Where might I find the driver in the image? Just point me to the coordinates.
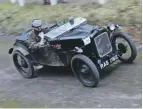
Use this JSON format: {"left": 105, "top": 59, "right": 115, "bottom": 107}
{"left": 27, "top": 19, "right": 45, "bottom": 51}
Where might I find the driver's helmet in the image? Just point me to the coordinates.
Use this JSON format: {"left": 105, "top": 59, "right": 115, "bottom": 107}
{"left": 32, "top": 19, "right": 42, "bottom": 31}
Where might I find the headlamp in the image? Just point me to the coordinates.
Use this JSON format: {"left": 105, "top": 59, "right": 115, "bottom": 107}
{"left": 107, "top": 23, "right": 116, "bottom": 31}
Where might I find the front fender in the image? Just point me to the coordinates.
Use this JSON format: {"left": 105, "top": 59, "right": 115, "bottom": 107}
{"left": 111, "top": 32, "right": 127, "bottom": 41}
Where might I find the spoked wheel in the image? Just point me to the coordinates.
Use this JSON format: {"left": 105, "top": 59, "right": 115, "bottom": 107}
{"left": 13, "top": 50, "right": 37, "bottom": 78}
{"left": 112, "top": 32, "right": 137, "bottom": 63}
{"left": 71, "top": 54, "right": 100, "bottom": 88}
{"left": 78, "top": 63, "right": 96, "bottom": 84}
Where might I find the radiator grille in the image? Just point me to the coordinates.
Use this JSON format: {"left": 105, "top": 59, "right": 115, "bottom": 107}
{"left": 94, "top": 32, "right": 112, "bottom": 57}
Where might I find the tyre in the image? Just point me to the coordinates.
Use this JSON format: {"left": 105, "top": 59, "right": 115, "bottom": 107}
{"left": 71, "top": 54, "right": 100, "bottom": 88}
{"left": 13, "top": 50, "right": 37, "bottom": 78}
{"left": 112, "top": 32, "right": 137, "bottom": 63}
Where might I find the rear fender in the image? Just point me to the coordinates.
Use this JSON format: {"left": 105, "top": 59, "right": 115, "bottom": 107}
{"left": 14, "top": 46, "right": 29, "bottom": 56}
{"left": 9, "top": 46, "right": 29, "bottom": 56}
{"left": 8, "top": 48, "right": 14, "bottom": 54}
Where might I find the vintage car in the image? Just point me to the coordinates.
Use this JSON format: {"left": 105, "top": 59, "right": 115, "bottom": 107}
{"left": 8, "top": 17, "right": 137, "bottom": 87}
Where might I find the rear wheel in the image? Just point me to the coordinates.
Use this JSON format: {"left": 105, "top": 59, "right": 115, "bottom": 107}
{"left": 13, "top": 50, "right": 37, "bottom": 78}
{"left": 112, "top": 32, "right": 137, "bottom": 63}
{"left": 71, "top": 54, "right": 100, "bottom": 88}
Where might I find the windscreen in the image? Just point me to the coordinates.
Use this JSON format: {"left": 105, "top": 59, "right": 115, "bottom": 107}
{"left": 45, "top": 17, "right": 87, "bottom": 39}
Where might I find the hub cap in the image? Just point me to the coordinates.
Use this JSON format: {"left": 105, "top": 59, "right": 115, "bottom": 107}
{"left": 15, "top": 55, "right": 29, "bottom": 75}
{"left": 115, "top": 37, "right": 131, "bottom": 59}
{"left": 77, "top": 61, "right": 95, "bottom": 84}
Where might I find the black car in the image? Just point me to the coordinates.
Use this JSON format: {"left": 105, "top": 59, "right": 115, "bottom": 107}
{"left": 8, "top": 17, "right": 137, "bottom": 87}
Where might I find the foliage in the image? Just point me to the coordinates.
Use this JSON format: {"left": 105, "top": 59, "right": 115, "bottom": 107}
{"left": 0, "top": 0, "right": 141, "bottom": 38}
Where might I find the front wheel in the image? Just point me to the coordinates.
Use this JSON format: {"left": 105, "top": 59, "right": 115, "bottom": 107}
{"left": 112, "top": 32, "right": 137, "bottom": 63}
{"left": 71, "top": 54, "right": 100, "bottom": 88}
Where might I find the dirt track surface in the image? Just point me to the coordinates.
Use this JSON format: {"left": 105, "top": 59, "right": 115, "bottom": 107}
{"left": 0, "top": 30, "right": 142, "bottom": 108}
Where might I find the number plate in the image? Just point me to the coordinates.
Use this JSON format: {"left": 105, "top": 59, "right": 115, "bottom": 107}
{"left": 98, "top": 55, "right": 118, "bottom": 69}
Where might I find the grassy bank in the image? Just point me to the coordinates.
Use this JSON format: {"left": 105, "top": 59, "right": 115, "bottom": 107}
{"left": 0, "top": 0, "right": 142, "bottom": 39}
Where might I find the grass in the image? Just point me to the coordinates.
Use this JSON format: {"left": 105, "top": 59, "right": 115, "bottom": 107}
{"left": 0, "top": 99, "right": 45, "bottom": 108}
{"left": 0, "top": 100, "right": 21, "bottom": 108}
{"left": 0, "top": 97, "right": 80, "bottom": 108}
{"left": 0, "top": 0, "right": 142, "bottom": 39}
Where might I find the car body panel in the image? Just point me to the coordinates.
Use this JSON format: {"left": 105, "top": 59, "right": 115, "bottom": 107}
{"left": 9, "top": 17, "right": 118, "bottom": 68}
